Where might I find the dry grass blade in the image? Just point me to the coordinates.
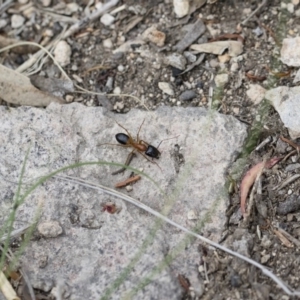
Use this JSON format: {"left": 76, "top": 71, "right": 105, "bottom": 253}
{"left": 0, "top": 65, "right": 64, "bottom": 106}
{"left": 53, "top": 174, "right": 300, "bottom": 296}
{"left": 0, "top": 271, "right": 20, "bottom": 300}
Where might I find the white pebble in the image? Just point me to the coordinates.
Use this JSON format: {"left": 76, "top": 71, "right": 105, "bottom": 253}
{"left": 11, "top": 14, "right": 25, "bottom": 28}
{"left": 158, "top": 82, "right": 174, "bottom": 96}
{"left": 113, "top": 87, "right": 121, "bottom": 94}
{"left": 126, "top": 185, "right": 133, "bottom": 192}
{"left": 0, "top": 20, "right": 8, "bottom": 29}
{"left": 38, "top": 221, "right": 62, "bottom": 238}
{"left": 54, "top": 41, "right": 72, "bottom": 67}
{"left": 103, "top": 38, "right": 113, "bottom": 49}
{"left": 117, "top": 65, "right": 125, "bottom": 72}
{"left": 287, "top": 3, "right": 294, "bottom": 13}
{"left": 42, "top": 0, "right": 51, "bottom": 6}
{"left": 173, "top": 0, "right": 189, "bottom": 18}
{"left": 100, "top": 14, "right": 115, "bottom": 26}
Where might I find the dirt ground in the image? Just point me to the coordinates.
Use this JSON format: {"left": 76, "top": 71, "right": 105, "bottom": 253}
{"left": 2, "top": 0, "right": 300, "bottom": 299}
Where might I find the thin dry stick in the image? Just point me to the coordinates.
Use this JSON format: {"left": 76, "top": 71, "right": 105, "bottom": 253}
{"left": 241, "top": 0, "right": 268, "bottom": 25}
{"left": 15, "top": 0, "right": 120, "bottom": 73}
{"left": 53, "top": 174, "right": 300, "bottom": 296}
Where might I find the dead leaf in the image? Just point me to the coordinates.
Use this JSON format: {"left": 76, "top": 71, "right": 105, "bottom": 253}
{"left": 240, "top": 157, "right": 281, "bottom": 217}
{"left": 190, "top": 40, "right": 243, "bottom": 57}
{"left": 0, "top": 65, "right": 65, "bottom": 107}
{"left": 30, "top": 75, "right": 74, "bottom": 98}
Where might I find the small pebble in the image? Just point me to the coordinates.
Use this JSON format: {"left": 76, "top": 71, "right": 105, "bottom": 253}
{"left": 164, "top": 53, "right": 186, "bottom": 70}
{"left": 183, "top": 51, "right": 197, "bottom": 63}
{"left": 230, "top": 62, "right": 239, "bottom": 72}
{"left": 71, "top": 65, "right": 78, "bottom": 71}
{"left": 126, "top": 185, "right": 133, "bottom": 192}
{"left": 179, "top": 90, "right": 196, "bottom": 101}
{"left": 173, "top": 0, "right": 189, "bottom": 18}
{"left": 158, "top": 82, "right": 174, "bottom": 96}
{"left": 285, "top": 163, "right": 300, "bottom": 172}
{"left": 72, "top": 74, "right": 83, "bottom": 83}
{"left": 103, "top": 38, "right": 113, "bottom": 49}
{"left": 287, "top": 3, "right": 294, "bottom": 13}
{"left": 113, "top": 101, "right": 123, "bottom": 110}
{"left": 100, "top": 14, "right": 115, "bottom": 26}
{"left": 215, "top": 73, "right": 229, "bottom": 87}
{"left": 142, "top": 26, "right": 166, "bottom": 47}
{"left": 54, "top": 41, "right": 71, "bottom": 67}
{"left": 187, "top": 210, "right": 198, "bottom": 220}
{"left": 65, "top": 95, "right": 74, "bottom": 103}
{"left": 113, "top": 86, "right": 121, "bottom": 94}
{"left": 0, "top": 20, "right": 8, "bottom": 29}
{"left": 117, "top": 65, "right": 125, "bottom": 72}
{"left": 11, "top": 14, "right": 25, "bottom": 28}
{"left": 42, "top": 0, "right": 51, "bottom": 6}
{"left": 218, "top": 53, "right": 230, "bottom": 63}
{"left": 38, "top": 221, "right": 63, "bottom": 238}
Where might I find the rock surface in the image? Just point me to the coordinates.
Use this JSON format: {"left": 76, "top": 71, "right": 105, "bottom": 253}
{"left": 265, "top": 86, "right": 300, "bottom": 138}
{"left": 0, "top": 104, "right": 247, "bottom": 299}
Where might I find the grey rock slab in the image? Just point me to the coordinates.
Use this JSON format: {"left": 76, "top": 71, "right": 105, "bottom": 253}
{"left": 0, "top": 103, "right": 247, "bottom": 299}
{"left": 265, "top": 86, "right": 300, "bottom": 139}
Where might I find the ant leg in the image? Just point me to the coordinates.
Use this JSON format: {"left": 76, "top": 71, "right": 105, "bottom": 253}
{"left": 137, "top": 150, "right": 163, "bottom": 172}
{"left": 136, "top": 118, "right": 146, "bottom": 141}
{"left": 98, "top": 143, "right": 132, "bottom": 148}
{"left": 112, "top": 151, "right": 136, "bottom": 175}
{"left": 114, "top": 120, "right": 134, "bottom": 140}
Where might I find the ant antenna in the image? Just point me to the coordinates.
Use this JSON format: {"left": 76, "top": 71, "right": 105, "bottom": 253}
{"left": 156, "top": 135, "right": 179, "bottom": 149}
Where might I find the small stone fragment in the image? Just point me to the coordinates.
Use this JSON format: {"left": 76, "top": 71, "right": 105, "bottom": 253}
{"left": 164, "top": 53, "right": 187, "bottom": 70}
{"left": 265, "top": 86, "right": 300, "bottom": 138}
{"left": 103, "top": 38, "right": 113, "bottom": 49}
{"left": 191, "top": 41, "right": 243, "bottom": 57}
{"left": 113, "top": 86, "right": 121, "bottom": 94}
{"left": 183, "top": 51, "right": 197, "bottom": 63}
{"left": 100, "top": 14, "right": 115, "bottom": 26}
{"left": 0, "top": 20, "right": 7, "bottom": 29}
{"left": 218, "top": 53, "right": 230, "bottom": 63}
{"left": 246, "top": 84, "right": 266, "bottom": 105}
{"left": 285, "top": 163, "right": 300, "bottom": 172}
{"left": 142, "top": 26, "right": 166, "bottom": 47}
{"left": 215, "top": 73, "right": 229, "bottom": 88}
{"left": 179, "top": 90, "right": 197, "bottom": 101}
{"left": 54, "top": 41, "right": 72, "bottom": 67}
{"left": 11, "top": 14, "right": 25, "bottom": 28}
{"left": 38, "top": 221, "right": 63, "bottom": 238}
{"left": 277, "top": 194, "right": 300, "bottom": 215}
{"left": 42, "top": 0, "right": 51, "bottom": 6}
{"left": 174, "top": 19, "right": 206, "bottom": 52}
{"left": 281, "top": 37, "right": 300, "bottom": 67}
{"left": 158, "top": 82, "right": 174, "bottom": 96}
{"left": 187, "top": 210, "right": 198, "bottom": 220}
{"left": 173, "top": 0, "right": 189, "bottom": 18}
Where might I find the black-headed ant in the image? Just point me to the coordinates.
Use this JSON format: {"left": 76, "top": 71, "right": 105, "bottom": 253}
{"left": 100, "top": 119, "right": 176, "bottom": 174}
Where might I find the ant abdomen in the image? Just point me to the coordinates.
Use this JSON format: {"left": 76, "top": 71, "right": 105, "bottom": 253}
{"left": 115, "top": 133, "right": 129, "bottom": 145}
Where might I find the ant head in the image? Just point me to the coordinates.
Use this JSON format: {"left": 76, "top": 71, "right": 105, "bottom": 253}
{"left": 145, "top": 145, "right": 161, "bottom": 159}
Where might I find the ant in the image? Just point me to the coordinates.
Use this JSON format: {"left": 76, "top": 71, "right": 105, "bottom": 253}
{"left": 100, "top": 119, "right": 175, "bottom": 174}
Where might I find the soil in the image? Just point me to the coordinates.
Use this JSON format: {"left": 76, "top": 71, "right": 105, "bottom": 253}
{"left": 1, "top": 0, "right": 300, "bottom": 299}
